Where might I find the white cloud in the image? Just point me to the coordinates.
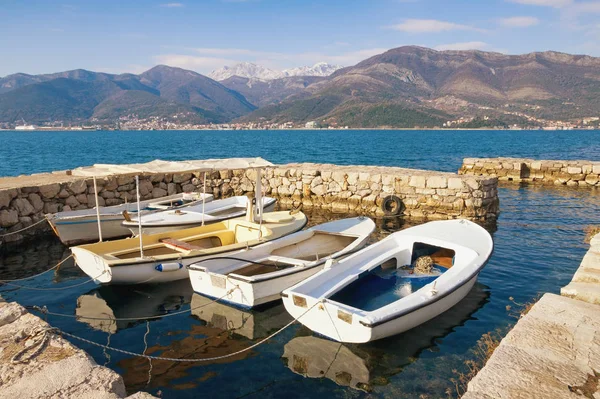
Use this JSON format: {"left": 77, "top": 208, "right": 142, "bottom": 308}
{"left": 508, "top": 0, "right": 572, "bottom": 7}
{"left": 499, "top": 16, "right": 540, "bottom": 27}
{"left": 388, "top": 19, "right": 484, "bottom": 33}
{"left": 160, "top": 3, "right": 184, "bottom": 7}
{"left": 434, "top": 41, "right": 489, "bottom": 51}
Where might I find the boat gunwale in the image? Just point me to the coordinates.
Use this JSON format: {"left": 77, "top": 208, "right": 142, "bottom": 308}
{"left": 121, "top": 197, "right": 276, "bottom": 228}
{"left": 95, "top": 214, "right": 309, "bottom": 267}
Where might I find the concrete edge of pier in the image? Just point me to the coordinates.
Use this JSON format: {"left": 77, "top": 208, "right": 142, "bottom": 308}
{"left": 463, "top": 232, "right": 600, "bottom": 399}
{"left": 0, "top": 297, "right": 158, "bottom": 398}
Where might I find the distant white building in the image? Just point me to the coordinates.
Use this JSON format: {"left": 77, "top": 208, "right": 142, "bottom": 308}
{"left": 305, "top": 121, "right": 318, "bottom": 129}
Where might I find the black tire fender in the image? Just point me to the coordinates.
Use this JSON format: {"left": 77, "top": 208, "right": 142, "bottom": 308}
{"left": 381, "top": 195, "right": 403, "bottom": 216}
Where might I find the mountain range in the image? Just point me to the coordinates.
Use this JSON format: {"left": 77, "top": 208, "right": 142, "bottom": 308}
{"left": 208, "top": 62, "right": 343, "bottom": 81}
{"left": 2, "top": 46, "right": 600, "bottom": 127}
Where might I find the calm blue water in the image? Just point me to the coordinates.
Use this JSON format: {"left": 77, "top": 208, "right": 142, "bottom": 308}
{"left": 1, "top": 130, "right": 600, "bottom": 398}
{"left": 1, "top": 129, "right": 599, "bottom": 176}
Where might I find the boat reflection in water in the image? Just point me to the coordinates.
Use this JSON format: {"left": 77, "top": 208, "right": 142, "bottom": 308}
{"left": 75, "top": 279, "right": 194, "bottom": 333}
{"left": 281, "top": 282, "right": 490, "bottom": 392}
{"left": 189, "top": 293, "right": 293, "bottom": 340}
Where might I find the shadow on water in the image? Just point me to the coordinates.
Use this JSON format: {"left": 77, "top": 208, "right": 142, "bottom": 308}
{"left": 281, "top": 283, "right": 490, "bottom": 393}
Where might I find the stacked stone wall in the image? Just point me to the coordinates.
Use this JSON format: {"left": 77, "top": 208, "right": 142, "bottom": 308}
{"left": 460, "top": 157, "right": 600, "bottom": 186}
{"left": 0, "top": 163, "right": 499, "bottom": 243}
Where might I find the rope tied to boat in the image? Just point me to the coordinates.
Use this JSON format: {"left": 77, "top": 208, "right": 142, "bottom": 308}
{"left": 1, "top": 269, "right": 105, "bottom": 291}
{"left": 28, "top": 286, "right": 240, "bottom": 322}
{"left": 0, "top": 217, "right": 49, "bottom": 238}
{"left": 0, "top": 254, "right": 73, "bottom": 282}
{"left": 11, "top": 326, "right": 59, "bottom": 364}
{"left": 51, "top": 300, "right": 320, "bottom": 363}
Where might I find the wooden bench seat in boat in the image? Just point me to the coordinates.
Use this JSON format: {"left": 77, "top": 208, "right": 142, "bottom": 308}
{"left": 160, "top": 237, "right": 221, "bottom": 252}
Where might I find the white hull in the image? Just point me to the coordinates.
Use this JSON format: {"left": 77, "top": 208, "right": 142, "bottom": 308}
{"left": 71, "top": 211, "right": 308, "bottom": 285}
{"left": 189, "top": 217, "right": 375, "bottom": 308}
{"left": 123, "top": 196, "right": 276, "bottom": 236}
{"left": 127, "top": 198, "right": 276, "bottom": 236}
{"left": 48, "top": 193, "right": 212, "bottom": 245}
{"left": 282, "top": 219, "right": 493, "bottom": 343}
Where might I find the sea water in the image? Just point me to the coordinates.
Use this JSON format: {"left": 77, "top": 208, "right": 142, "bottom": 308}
{"left": 1, "top": 129, "right": 599, "bottom": 398}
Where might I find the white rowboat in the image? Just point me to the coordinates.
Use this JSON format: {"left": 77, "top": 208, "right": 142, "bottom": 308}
{"left": 71, "top": 210, "right": 308, "bottom": 285}
{"left": 47, "top": 192, "right": 213, "bottom": 245}
{"left": 282, "top": 219, "right": 493, "bottom": 343}
{"left": 188, "top": 217, "right": 375, "bottom": 308}
{"left": 122, "top": 196, "right": 276, "bottom": 236}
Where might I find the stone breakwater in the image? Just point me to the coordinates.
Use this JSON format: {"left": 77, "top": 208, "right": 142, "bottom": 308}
{"left": 463, "top": 232, "right": 600, "bottom": 399}
{"left": 459, "top": 157, "right": 600, "bottom": 186}
{"left": 0, "top": 299, "right": 157, "bottom": 399}
{"left": 0, "top": 162, "right": 499, "bottom": 243}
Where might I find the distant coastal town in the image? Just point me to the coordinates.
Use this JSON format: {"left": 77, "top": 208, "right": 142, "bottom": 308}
{"left": 2, "top": 113, "right": 599, "bottom": 131}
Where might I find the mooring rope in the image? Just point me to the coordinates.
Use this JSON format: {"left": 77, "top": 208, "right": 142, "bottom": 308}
{"left": 54, "top": 300, "right": 319, "bottom": 363}
{"left": 11, "top": 326, "right": 55, "bottom": 364}
{"left": 0, "top": 270, "right": 105, "bottom": 291}
{"left": 29, "top": 286, "right": 239, "bottom": 322}
{"left": 0, "top": 217, "right": 48, "bottom": 238}
{"left": 0, "top": 255, "right": 73, "bottom": 282}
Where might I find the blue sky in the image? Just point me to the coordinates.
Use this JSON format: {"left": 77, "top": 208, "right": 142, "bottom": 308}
{"left": 1, "top": 0, "right": 598, "bottom": 77}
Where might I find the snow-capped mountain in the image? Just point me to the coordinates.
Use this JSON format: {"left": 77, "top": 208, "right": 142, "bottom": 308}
{"left": 282, "top": 62, "right": 343, "bottom": 78}
{"left": 209, "top": 62, "right": 284, "bottom": 81}
{"left": 209, "top": 62, "right": 343, "bottom": 81}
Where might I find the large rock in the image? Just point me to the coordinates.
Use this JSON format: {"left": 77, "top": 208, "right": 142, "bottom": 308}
{"left": 69, "top": 180, "right": 87, "bottom": 195}
{"left": 0, "top": 189, "right": 18, "bottom": 209}
{"left": 151, "top": 188, "right": 167, "bottom": 198}
{"left": 11, "top": 198, "right": 35, "bottom": 216}
{"left": 28, "top": 193, "right": 44, "bottom": 212}
{"left": 138, "top": 180, "right": 154, "bottom": 197}
{"left": 0, "top": 209, "right": 19, "bottom": 227}
{"left": 38, "top": 184, "right": 61, "bottom": 199}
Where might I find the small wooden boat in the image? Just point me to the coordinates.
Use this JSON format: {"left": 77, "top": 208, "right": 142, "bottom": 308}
{"left": 47, "top": 192, "right": 213, "bottom": 245}
{"left": 188, "top": 217, "right": 375, "bottom": 308}
{"left": 282, "top": 219, "right": 493, "bottom": 343}
{"left": 71, "top": 209, "right": 308, "bottom": 285}
{"left": 122, "top": 196, "right": 277, "bottom": 236}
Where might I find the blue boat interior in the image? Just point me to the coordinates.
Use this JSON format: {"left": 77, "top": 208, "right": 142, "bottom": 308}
{"left": 329, "top": 243, "right": 455, "bottom": 312}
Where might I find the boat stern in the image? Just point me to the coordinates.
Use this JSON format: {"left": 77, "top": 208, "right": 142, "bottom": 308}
{"left": 71, "top": 247, "right": 112, "bottom": 284}
{"left": 189, "top": 267, "right": 255, "bottom": 308}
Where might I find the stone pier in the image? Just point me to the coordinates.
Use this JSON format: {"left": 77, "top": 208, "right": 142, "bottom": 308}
{"left": 459, "top": 157, "right": 600, "bottom": 186}
{"left": 0, "top": 299, "right": 157, "bottom": 398}
{"left": 463, "top": 231, "right": 600, "bottom": 399}
{"left": 0, "top": 161, "right": 499, "bottom": 243}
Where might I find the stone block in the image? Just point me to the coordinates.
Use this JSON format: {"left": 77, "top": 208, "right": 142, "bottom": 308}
{"left": 409, "top": 176, "right": 426, "bottom": 188}
{"left": 346, "top": 172, "right": 359, "bottom": 185}
{"left": 27, "top": 193, "right": 44, "bottom": 212}
{"left": 173, "top": 173, "right": 193, "bottom": 184}
{"left": 101, "top": 190, "right": 116, "bottom": 199}
{"left": 426, "top": 176, "right": 447, "bottom": 189}
{"left": 11, "top": 198, "right": 34, "bottom": 216}
{"left": 152, "top": 188, "right": 168, "bottom": 198}
{"left": 58, "top": 189, "right": 70, "bottom": 199}
{"left": 182, "top": 184, "right": 196, "bottom": 192}
{"left": 0, "top": 209, "right": 19, "bottom": 227}
{"left": 567, "top": 166, "right": 582, "bottom": 174}
{"left": 65, "top": 195, "right": 80, "bottom": 208}
{"left": 447, "top": 178, "right": 463, "bottom": 190}
{"left": 43, "top": 202, "right": 60, "bottom": 214}
{"left": 593, "top": 164, "right": 600, "bottom": 174}
{"left": 87, "top": 194, "right": 105, "bottom": 207}
{"left": 331, "top": 171, "right": 346, "bottom": 183}
{"left": 76, "top": 194, "right": 88, "bottom": 204}
{"left": 69, "top": 180, "right": 87, "bottom": 195}
{"left": 585, "top": 174, "right": 599, "bottom": 185}
{"left": 38, "top": 183, "right": 61, "bottom": 199}
{"left": 0, "top": 189, "right": 17, "bottom": 209}
{"left": 561, "top": 282, "right": 600, "bottom": 305}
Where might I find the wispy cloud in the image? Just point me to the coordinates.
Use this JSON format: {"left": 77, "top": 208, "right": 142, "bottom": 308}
{"left": 434, "top": 41, "right": 489, "bottom": 51}
{"left": 160, "top": 2, "right": 184, "bottom": 7}
{"left": 388, "top": 19, "right": 485, "bottom": 33}
{"left": 508, "top": 0, "right": 572, "bottom": 7}
{"left": 499, "top": 16, "right": 540, "bottom": 26}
